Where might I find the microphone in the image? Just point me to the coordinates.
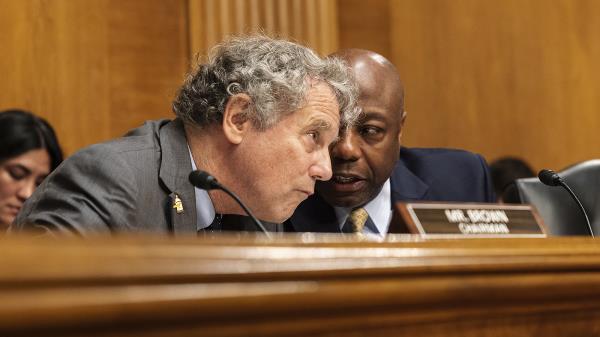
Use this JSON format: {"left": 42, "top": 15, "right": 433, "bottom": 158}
{"left": 188, "top": 170, "right": 271, "bottom": 238}
{"left": 538, "top": 169, "right": 561, "bottom": 186}
{"left": 189, "top": 170, "right": 220, "bottom": 190}
{"left": 538, "top": 169, "right": 594, "bottom": 237}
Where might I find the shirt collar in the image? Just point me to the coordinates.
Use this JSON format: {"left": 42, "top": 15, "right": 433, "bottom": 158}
{"left": 334, "top": 179, "right": 392, "bottom": 237}
{"left": 188, "top": 146, "right": 217, "bottom": 230}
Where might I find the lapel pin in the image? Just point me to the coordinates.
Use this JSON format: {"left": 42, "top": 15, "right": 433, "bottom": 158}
{"left": 172, "top": 194, "right": 184, "bottom": 214}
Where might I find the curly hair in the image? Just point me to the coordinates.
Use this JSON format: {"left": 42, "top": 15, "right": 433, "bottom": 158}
{"left": 172, "top": 35, "right": 359, "bottom": 130}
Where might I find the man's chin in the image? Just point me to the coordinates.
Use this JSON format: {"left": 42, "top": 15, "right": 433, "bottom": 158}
{"left": 255, "top": 208, "right": 294, "bottom": 224}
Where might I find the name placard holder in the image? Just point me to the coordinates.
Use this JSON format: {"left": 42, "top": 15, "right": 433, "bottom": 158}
{"left": 391, "top": 202, "right": 547, "bottom": 238}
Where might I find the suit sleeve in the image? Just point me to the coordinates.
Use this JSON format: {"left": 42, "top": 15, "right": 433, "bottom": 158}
{"left": 475, "top": 154, "right": 497, "bottom": 203}
{"left": 11, "top": 145, "right": 139, "bottom": 236}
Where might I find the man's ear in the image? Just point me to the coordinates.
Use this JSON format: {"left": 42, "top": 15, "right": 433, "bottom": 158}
{"left": 398, "top": 110, "right": 407, "bottom": 141}
{"left": 222, "top": 94, "right": 252, "bottom": 144}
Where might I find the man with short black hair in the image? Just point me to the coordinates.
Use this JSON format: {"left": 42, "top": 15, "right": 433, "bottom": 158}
{"left": 289, "top": 49, "right": 495, "bottom": 237}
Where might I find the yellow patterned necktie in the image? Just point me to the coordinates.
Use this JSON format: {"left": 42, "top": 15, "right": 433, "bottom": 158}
{"left": 349, "top": 208, "right": 369, "bottom": 233}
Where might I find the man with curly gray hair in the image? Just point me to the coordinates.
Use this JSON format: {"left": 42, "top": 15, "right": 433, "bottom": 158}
{"left": 12, "top": 35, "right": 358, "bottom": 235}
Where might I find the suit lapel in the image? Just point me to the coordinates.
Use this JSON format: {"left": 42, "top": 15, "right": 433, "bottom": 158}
{"left": 388, "top": 158, "right": 430, "bottom": 233}
{"left": 158, "top": 119, "right": 197, "bottom": 235}
{"left": 390, "top": 159, "right": 430, "bottom": 203}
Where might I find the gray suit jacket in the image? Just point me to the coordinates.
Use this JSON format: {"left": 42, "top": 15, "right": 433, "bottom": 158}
{"left": 12, "top": 119, "right": 199, "bottom": 236}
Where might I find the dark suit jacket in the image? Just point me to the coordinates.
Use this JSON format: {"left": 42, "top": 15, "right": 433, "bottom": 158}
{"left": 288, "top": 147, "right": 496, "bottom": 233}
{"left": 12, "top": 119, "right": 201, "bottom": 236}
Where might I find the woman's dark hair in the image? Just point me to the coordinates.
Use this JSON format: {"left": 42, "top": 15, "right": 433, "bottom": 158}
{"left": 489, "top": 157, "right": 535, "bottom": 202}
{"left": 0, "top": 109, "right": 63, "bottom": 170}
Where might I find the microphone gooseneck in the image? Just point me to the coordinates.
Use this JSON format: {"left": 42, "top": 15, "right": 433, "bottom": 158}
{"left": 188, "top": 170, "right": 271, "bottom": 238}
{"left": 538, "top": 169, "right": 594, "bottom": 237}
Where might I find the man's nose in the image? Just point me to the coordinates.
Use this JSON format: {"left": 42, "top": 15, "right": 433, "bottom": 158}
{"left": 309, "top": 148, "right": 333, "bottom": 181}
{"left": 331, "top": 130, "right": 360, "bottom": 162}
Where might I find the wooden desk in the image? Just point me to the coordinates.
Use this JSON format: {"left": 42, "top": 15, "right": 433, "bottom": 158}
{"left": 2, "top": 234, "right": 600, "bottom": 336}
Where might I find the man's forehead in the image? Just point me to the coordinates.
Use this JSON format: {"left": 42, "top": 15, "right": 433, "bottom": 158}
{"left": 307, "top": 80, "right": 337, "bottom": 98}
{"left": 340, "top": 51, "right": 403, "bottom": 93}
{"left": 305, "top": 83, "right": 340, "bottom": 115}
{"left": 357, "top": 63, "right": 400, "bottom": 89}
{"left": 352, "top": 62, "right": 404, "bottom": 120}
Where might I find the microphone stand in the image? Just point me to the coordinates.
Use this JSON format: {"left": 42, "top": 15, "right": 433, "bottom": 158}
{"left": 557, "top": 180, "right": 594, "bottom": 238}
{"left": 189, "top": 170, "right": 272, "bottom": 239}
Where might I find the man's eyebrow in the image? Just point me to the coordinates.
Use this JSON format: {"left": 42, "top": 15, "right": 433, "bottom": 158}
{"left": 307, "top": 118, "right": 333, "bottom": 130}
{"left": 360, "top": 111, "right": 387, "bottom": 122}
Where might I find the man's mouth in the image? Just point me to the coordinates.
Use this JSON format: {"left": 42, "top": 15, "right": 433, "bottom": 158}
{"left": 333, "top": 175, "right": 361, "bottom": 183}
{"left": 328, "top": 174, "right": 366, "bottom": 192}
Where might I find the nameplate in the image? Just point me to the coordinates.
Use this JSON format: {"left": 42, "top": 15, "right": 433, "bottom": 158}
{"left": 392, "top": 202, "right": 547, "bottom": 238}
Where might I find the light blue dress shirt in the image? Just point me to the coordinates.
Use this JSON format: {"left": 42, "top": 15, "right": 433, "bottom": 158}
{"left": 334, "top": 179, "right": 393, "bottom": 239}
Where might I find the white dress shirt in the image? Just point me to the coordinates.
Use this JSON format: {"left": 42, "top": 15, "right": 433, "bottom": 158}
{"left": 188, "top": 147, "right": 217, "bottom": 230}
{"left": 334, "top": 179, "right": 393, "bottom": 239}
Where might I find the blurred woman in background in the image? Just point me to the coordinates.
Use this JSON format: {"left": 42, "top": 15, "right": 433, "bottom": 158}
{"left": 0, "top": 109, "right": 63, "bottom": 228}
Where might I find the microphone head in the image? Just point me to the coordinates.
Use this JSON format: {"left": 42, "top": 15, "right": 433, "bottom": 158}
{"left": 188, "top": 170, "right": 220, "bottom": 190}
{"left": 538, "top": 169, "right": 562, "bottom": 186}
